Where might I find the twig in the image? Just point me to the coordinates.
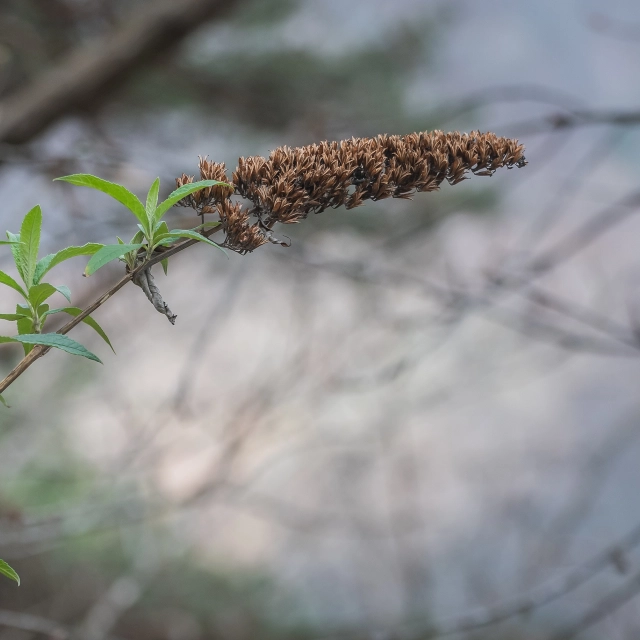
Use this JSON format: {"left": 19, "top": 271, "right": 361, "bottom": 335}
{"left": 0, "top": 0, "right": 242, "bottom": 144}
{"left": 0, "top": 608, "right": 69, "bottom": 639}
{"left": 526, "top": 190, "right": 640, "bottom": 274}
{"left": 508, "top": 107, "right": 640, "bottom": 137}
{"left": 171, "top": 261, "right": 247, "bottom": 411}
{"left": 76, "top": 575, "right": 142, "bottom": 640}
{"left": 313, "top": 519, "right": 640, "bottom": 639}
{"left": 551, "top": 569, "right": 640, "bottom": 640}
{"left": 0, "top": 226, "right": 222, "bottom": 395}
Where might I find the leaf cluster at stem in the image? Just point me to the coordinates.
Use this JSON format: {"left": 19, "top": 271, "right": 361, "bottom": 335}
{"left": 0, "top": 173, "right": 229, "bottom": 408}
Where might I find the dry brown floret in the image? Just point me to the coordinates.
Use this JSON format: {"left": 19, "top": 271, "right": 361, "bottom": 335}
{"left": 176, "top": 130, "right": 526, "bottom": 254}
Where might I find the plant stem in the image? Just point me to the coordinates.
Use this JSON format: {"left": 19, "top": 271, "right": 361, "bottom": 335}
{"left": 0, "top": 225, "right": 222, "bottom": 395}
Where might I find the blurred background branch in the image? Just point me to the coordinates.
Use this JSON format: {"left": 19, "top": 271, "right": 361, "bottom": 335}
{"left": 0, "top": 0, "right": 242, "bottom": 145}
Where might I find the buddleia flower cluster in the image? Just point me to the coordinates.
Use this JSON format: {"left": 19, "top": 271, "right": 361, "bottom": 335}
{"left": 175, "top": 129, "right": 526, "bottom": 254}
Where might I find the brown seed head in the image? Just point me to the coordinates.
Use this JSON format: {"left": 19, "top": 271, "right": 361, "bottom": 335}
{"left": 176, "top": 129, "right": 526, "bottom": 253}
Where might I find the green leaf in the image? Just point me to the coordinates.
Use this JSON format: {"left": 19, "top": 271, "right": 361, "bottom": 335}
{"left": 15, "top": 306, "right": 33, "bottom": 355}
{"left": 54, "top": 285, "right": 71, "bottom": 303}
{"left": 0, "top": 396, "right": 9, "bottom": 409}
{"left": 119, "top": 233, "right": 143, "bottom": 269}
{"left": 0, "top": 270, "right": 27, "bottom": 299}
{"left": 27, "top": 283, "right": 70, "bottom": 308}
{"left": 0, "top": 240, "right": 21, "bottom": 245}
{"left": 28, "top": 283, "right": 56, "bottom": 308}
{"left": 146, "top": 178, "right": 160, "bottom": 222}
{"left": 6, "top": 232, "right": 24, "bottom": 283}
{"left": 151, "top": 221, "right": 169, "bottom": 252}
{"left": 34, "top": 243, "right": 104, "bottom": 284}
{"left": 0, "top": 334, "right": 102, "bottom": 363}
{"left": 19, "top": 205, "right": 42, "bottom": 287}
{"left": 0, "top": 559, "right": 19, "bottom": 585}
{"left": 153, "top": 220, "right": 170, "bottom": 235}
{"left": 42, "top": 307, "right": 114, "bottom": 353}
{"left": 161, "top": 258, "right": 168, "bottom": 276}
{"left": 154, "top": 180, "right": 229, "bottom": 223}
{"left": 154, "top": 230, "right": 226, "bottom": 256}
{"left": 55, "top": 174, "right": 148, "bottom": 232}
{"left": 130, "top": 230, "right": 145, "bottom": 245}
{"left": 84, "top": 244, "right": 144, "bottom": 276}
{"left": 0, "top": 314, "right": 29, "bottom": 321}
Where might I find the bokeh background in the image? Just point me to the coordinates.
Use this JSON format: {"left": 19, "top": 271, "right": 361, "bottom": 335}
{"left": 1, "top": 1, "right": 640, "bottom": 638}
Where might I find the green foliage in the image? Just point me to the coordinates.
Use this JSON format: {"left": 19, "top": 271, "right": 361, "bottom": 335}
{"left": 153, "top": 180, "right": 222, "bottom": 222}
{"left": 153, "top": 228, "right": 226, "bottom": 256}
{"left": 0, "top": 175, "right": 228, "bottom": 406}
{"left": 0, "top": 335, "right": 102, "bottom": 363}
{"left": 18, "top": 205, "right": 42, "bottom": 287}
{"left": 56, "top": 174, "right": 228, "bottom": 275}
{"left": 0, "top": 559, "right": 19, "bottom": 585}
{"left": 28, "top": 283, "right": 70, "bottom": 309}
{"left": 0, "top": 313, "right": 29, "bottom": 321}
{"left": 35, "top": 243, "right": 104, "bottom": 284}
{"left": 84, "top": 243, "right": 144, "bottom": 276}
{"left": 42, "top": 307, "right": 114, "bottom": 352}
{"left": 54, "top": 174, "right": 148, "bottom": 233}
{"left": 145, "top": 177, "right": 160, "bottom": 220}
{"left": 0, "top": 270, "right": 27, "bottom": 297}
{"left": 0, "top": 207, "right": 106, "bottom": 388}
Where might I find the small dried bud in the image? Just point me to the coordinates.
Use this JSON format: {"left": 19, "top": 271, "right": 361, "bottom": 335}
{"left": 217, "top": 200, "right": 268, "bottom": 254}
{"left": 175, "top": 173, "right": 196, "bottom": 208}
{"left": 198, "top": 156, "right": 234, "bottom": 203}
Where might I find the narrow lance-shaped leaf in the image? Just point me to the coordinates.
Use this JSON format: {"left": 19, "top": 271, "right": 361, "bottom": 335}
{"left": 0, "top": 240, "right": 21, "bottom": 245}
{"left": 19, "top": 205, "right": 42, "bottom": 287}
{"left": 84, "top": 244, "right": 144, "bottom": 276}
{"left": 42, "top": 307, "right": 114, "bottom": 353}
{"left": 16, "top": 307, "right": 34, "bottom": 355}
{"left": 154, "top": 230, "right": 226, "bottom": 257}
{"left": 154, "top": 180, "right": 230, "bottom": 223}
{"left": 34, "top": 243, "right": 104, "bottom": 284}
{"left": 0, "top": 396, "right": 9, "bottom": 409}
{"left": 0, "top": 559, "right": 19, "bottom": 585}
{"left": 54, "top": 174, "right": 148, "bottom": 233}
{"left": 6, "top": 232, "right": 24, "bottom": 283}
{"left": 0, "top": 334, "right": 102, "bottom": 363}
{"left": 153, "top": 220, "right": 170, "bottom": 235}
{"left": 146, "top": 178, "right": 160, "bottom": 222}
{"left": 0, "top": 270, "right": 27, "bottom": 299}
{"left": 0, "top": 314, "right": 30, "bottom": 321}
{"left": 130, "top": 230, "right": 145, "bottom": 245}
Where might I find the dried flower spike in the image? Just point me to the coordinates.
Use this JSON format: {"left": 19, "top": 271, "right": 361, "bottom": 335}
{"left": 176, "top": 129, "right": 526, "bottom": 254}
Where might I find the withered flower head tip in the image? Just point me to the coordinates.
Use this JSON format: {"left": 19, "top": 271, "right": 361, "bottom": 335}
{"left": 176, "top": 129, "right": 526, "bottom": 254}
